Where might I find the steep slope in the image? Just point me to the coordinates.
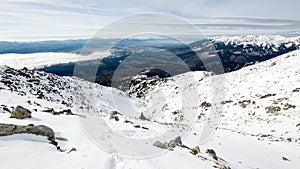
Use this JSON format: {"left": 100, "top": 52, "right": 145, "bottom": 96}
{"left": 130, "top": 49, "right": 300, "bottom": 168}
{"left": 0, "top": 65, "right": 229, "bottom": 168}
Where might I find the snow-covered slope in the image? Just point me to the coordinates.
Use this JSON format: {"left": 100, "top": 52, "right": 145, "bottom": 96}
{"left": 0, "top": 64, "right": 230, "bottom": 168}
{"left": 0, "top": 49, "right": 300, "bottom": 169}
{"left": 130, "top": 49, "right": 300, "bottom": 168}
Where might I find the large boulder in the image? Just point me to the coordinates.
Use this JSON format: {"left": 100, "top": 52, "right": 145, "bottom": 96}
{"left": 0, "top": 123, "right": 54, "bottom": 139}
{"left": 0, "top": 123, "right": 58, "bottom": 148}
{"left": 10, "top": 105, "right": 31, "bottom": 119}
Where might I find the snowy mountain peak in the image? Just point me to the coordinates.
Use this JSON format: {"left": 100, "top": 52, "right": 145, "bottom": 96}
{"left": 212, "top": 35, "right": 300, "bottom": 47}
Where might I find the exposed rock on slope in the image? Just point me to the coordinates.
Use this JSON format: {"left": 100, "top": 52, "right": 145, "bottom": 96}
{"left": 0, "top": 123, "right": 58, "bottom": 148}
{"left": 0, "top": 67, "right": 73, "bottom": 106}
{"left": 10, "top": 105, "right": 31, "bottom": 119}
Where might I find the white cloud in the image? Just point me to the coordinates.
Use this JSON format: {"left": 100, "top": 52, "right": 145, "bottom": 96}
{"left": 0, "top": 0, "right": 299, "bottom": 40}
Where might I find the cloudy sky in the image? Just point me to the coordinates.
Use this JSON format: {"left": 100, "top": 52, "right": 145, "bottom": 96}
{"left": 1, "top": 0, "right": 299, "bottom": 41}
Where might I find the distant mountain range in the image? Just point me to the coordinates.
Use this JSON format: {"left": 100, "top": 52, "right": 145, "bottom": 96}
{"left": 0, "top": 38, "right": 178, "bottom": 54}
{"left": 0, "top": 39, "right": 86, "bottom": 54}
{"left": 0, "top": 35, "right": 299, "bottom": 89}
{"left": 34, "top": 35, "right": 300, "bottom": 89}
{"left": 192, "top": 35, "right": 300, "bottom": 72}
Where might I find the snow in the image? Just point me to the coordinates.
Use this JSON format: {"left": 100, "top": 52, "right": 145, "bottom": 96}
{"left": 0, "top": 51, "right": 110, "bottom": 69}
{"left": 0, "top": 49, "right": 300, "bottom": 168}
{"left": 213, "top": 35, "right": 300, "bottom": 48}
{"left": 130, "top": 49, "right": 300, "bottom": 168}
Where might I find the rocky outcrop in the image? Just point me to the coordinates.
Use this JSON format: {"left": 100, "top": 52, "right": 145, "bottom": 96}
{"left": 153, "top": 136, "right": 182, "bottom": 150}
{"left": 109, "top": 111, "right": 120, "bottom": 121}
{"left": 10, "top": 106, "right": 31, "bottom": 119}
{"left": 265, "top": 106, "right": 281, "bottom": 114}
{"left": 0, "top": 123, "right": 59, "bottom": 149}
{"left": 206, "top": 149, "right": 218, "bottom": 160}
{"left": 0, "top": 66, "right": 73, "bottom": 106}
{"left": 153, "top": 136, "right": 200, "bottom": 154}
{"left": 139, "top": 113, "right": 147, "bottom": 120}
{"left": 42, "top": 108, "right": 74, "bottom": 115}
{"left": 190, "top": 146, "right": 200, "bottom": 155}
{"left": 167, "top": 136, "right": 182, "bottom": 150}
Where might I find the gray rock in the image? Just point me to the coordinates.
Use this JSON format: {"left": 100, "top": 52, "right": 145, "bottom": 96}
{"left": 67, "top": 148, "right": 77, "bottom": 154}
{"left": 173, "top": 136, "right": 182, "bottom": 146}
{"left": 260, "top": 93, "right": 276, "bottom": 99}
{"left": 282, "top": 156, "right": 291, "bottom": 161}
{"left": 265, "top": 106, "right": 281, "bottom": 114}
{"left": 206, "top": 149, "right": 218, "bottom": 160}
{"left": 166, "top": 136, "right": 182, "bottom": 150}
{"left": 153, "top": 136, "right": 183, "bottom": 150}
{"left": 0, "top": 123, "right": 55, "bottom": 139}
{"left": 110, "top": 111, "right": 119, "bottom": 121}
{"left": 110, "top": 111, "right": 119, "bottom": 116}
{"left": 25, "top": 125, "right": 55, "bottom": 138}
{"left": 139, "top": 113, "right": 147, "bottom": 120}
{"left": 59, "top": 109, "right": 73, "bottom": 115}
{"left": 10, "top": 106, "right": 31, "bottom": 119}
{"left": 167, "top": 140, "right": 176, "bottom": 150}
{"left": 3, "top": 107, "right": 11, "bottom": 113}
{"left": 0, "top": 123, "right": 58, "bottom": 148}
{"left": 42, "top": 108, "right": 55, "bottom": 113}
{"left": 0, "top": 124, "right": 16, "bottom": 136}
{"left": 200, "top": 102, "right": 211, "bottom": 108}
{"left": 43, "top": 108, "right": 74, "bottom": 115}
{"left": 190, "top": 146, "right": 200, "bottom": 155}
{"left": 153, "top": 141, "right": 167, "bottom": 149}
